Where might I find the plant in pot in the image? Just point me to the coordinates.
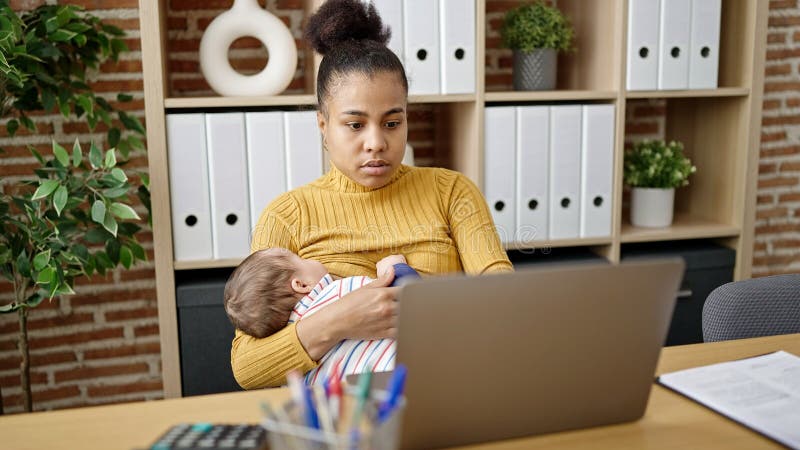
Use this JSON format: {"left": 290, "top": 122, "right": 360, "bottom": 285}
{"left": 624, "top": 140, "right": 696, "bottom": 228}
{"left": 500, "top": 1, "right": 575, "bottom": 91}
{"left": 0, "top": 2, "right": 148, "bottom": 412}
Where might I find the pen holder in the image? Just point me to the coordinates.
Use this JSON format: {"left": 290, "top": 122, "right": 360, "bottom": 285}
{"left": 261, "top": 390, "right": 406, "bottom": 450}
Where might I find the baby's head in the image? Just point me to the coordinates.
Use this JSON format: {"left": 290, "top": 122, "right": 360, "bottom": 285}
{"left": 223, "top": 248, "right": 327, "bottom": 338}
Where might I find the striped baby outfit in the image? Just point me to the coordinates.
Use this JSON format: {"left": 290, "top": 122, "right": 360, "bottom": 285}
{"left": 288, "top": 274, "right": 396, "bottom": 385}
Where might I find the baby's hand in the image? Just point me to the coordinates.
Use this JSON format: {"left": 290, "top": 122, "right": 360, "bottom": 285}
{"left": 376, "top": 254, "right": 407, "bottom": 277}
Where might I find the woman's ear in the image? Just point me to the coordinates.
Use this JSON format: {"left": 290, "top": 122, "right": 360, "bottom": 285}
{"left": 291, "top": 277, "right": 313, "bottom": 295}
{"left": 317, "top": 110, "right": 327, "bottom": 136}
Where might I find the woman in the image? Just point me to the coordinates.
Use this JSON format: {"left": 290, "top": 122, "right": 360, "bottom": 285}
{"left": 231, "top": 0, "right": 513, "bottom": 389}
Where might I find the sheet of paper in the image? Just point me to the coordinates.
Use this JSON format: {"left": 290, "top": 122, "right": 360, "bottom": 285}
{"left": 658, "top": 350, "right": 800, "bottom": 448}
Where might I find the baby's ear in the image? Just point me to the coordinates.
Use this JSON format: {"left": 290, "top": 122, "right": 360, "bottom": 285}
{"left": 291, "top": 277, "right": 312, "bottom": 294}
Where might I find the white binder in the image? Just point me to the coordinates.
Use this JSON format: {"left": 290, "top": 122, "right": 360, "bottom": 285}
{"left": 626, "top": 0, "right": 661, "bottom": 90}
{"left": 516, "top": 106, "right": 549, "bottom": 243}
{"left": 245, "top": 112, "right": 286, "bottom": 230}
{"left": 206, "top": 112, "right": 251, "bottom": 259}
{"left": 549, "top": 105, "right": 582, "bottom": 240}
{"left": 440, "top": 0, "right": 475, "bottom": 94}
{"left": 580, "top": 105, "right": 615, "bottom": 238}
{"left": 688, "top": 0, "right": 721, "bottom": 89}
{"left": 284, "top": 111, "right": 323, "bottom": 190}
{"left": 404, "top": 0, "right": 440, "bottom": 95}
{"left": 658, "top": 0, "right": 691, "bottom": 90}
{"left": 484, "top": 107, "right": 516, "bottom": 244}
{"left": 372, "top": 0, "right": 404, "bottom": 64}
{"left": 166, "top": 113, "right": 213, "bottom": 261}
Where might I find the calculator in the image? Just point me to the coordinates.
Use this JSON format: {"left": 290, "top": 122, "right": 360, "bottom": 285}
{"left": 147, "top": 423, "right": 267, "bottom": 450}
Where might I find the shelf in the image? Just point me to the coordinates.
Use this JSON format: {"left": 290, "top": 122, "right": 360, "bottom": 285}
{"left": 620, "top": 213, "right": 740, "bottom": 243}
{"left": 504, "top": 237, "right": 613, "bottom": 251}
{"left": 625, "top": 87, "right": 750, "bottom": 99}
{"left": 174, "top": 258, "right": 242, "bottom": 271}
{"left": 164, "top": 95, "right": 317, "bottom": 109}
{"left": 409, "top": 94, "right": 476, "bottom": 103}
{"left": 484, "top": 90, "right": 618, "bottom": 103}
{"left": 164, "top": 93, "right": 479, "bottom": 109}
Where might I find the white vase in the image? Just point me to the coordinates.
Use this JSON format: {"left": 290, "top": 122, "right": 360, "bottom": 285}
{"left": 199, "top": 0, "right": 297, "bottom": 97}
{"left": 631, "top": 187, "right": 675, "bottom": 228}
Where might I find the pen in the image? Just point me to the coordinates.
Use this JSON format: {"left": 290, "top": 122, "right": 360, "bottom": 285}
{"left": 312, "top": 385, "right": 335, "bottom": 435}
{"left": 377, "top": 364, "right": 407, "bottom": 423}
{"left": 326, "top": 358, "right": 344, "bottom": 428}
{"left": 349, "top": 370, "right": 373, "bottom": 438}
{"left": 287, "top": 370, "right": 319, "bottom": 430}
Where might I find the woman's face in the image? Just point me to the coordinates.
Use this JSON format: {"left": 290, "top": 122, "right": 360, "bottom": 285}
{"left": 317, "top": 70, "right": 408, "bottom": 189}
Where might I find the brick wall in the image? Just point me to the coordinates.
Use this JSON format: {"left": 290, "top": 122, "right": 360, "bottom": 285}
{"left": 755, "top": 0, "right": 800, "bottom": 275}
{"left": 0, "top": 0, "right": 797, "bottom": 413}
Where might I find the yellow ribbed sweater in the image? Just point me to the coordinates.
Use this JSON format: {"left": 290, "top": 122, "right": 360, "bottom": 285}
{"left": 231, "top": 164, "right": 513, "bottom": 388}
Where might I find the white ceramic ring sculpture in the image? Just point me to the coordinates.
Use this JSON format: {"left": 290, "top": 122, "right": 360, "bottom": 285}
{"left": 199, "top": 0, "right": 298, "bottom": 96}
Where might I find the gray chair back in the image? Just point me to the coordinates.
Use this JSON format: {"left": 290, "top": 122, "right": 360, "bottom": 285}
{"left": 702, "top": 274, "right": 800, "bottom": 342}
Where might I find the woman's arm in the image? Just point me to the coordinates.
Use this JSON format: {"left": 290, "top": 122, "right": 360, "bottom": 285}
{"left": 446, "top": 173, "right": 514, "bottom": 274}
{"left": 233, "top": 200, "right": 400, "bottom": 388}
{"left": 232, "top": 199, "right": 316, "bottom": 388}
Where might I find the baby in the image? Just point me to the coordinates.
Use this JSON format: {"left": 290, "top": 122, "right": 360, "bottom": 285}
{"left": 223, "top": 247, "right": 419, "bottom": 385}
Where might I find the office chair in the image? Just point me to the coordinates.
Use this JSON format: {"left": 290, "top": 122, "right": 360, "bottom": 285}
{"left": 702, "top": 274, "right": 800, "bottom": 342}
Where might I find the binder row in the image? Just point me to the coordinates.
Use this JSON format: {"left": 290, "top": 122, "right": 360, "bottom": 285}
{"left": 627, "top": 0, "right": 721, "bottom": 90}
{"left": 167, "top": 111, "right": 323, "bottom": 262}
{"left": 484, "top": 105, "right": 615, "bottom": 244}
{"left": 372, "top": 0, "right": 475, "bottom": 95}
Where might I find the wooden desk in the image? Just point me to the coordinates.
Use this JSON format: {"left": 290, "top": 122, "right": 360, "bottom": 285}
{"left": 2, "top": 333, "right": 798, "bottom": 450}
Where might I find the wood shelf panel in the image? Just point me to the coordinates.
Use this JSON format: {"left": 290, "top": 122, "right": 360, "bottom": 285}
{"left": 620, "top": 213, "right": 740, "bottom": 243}
{"left": 164, "top": 95, "right": 317, "bottom": 109}
{"left": 174, "top": 258, "right": 242, "bottom": 271}
{"left": 409, "top": 94, "right": 477, "bottom": 103}
{"left": 484, "top": 90, "right": 618, "bottom": 102}
{"left": 505, "top": 237, "right": 613, "bottom": 251}
{"left": 625, "top": 88, "right": 750, "bottom": 99}
{"left": 164, "top": 94, "right": 478, "bottom": 109}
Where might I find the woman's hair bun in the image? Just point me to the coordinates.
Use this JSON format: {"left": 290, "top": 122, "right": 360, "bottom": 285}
{"left": 304, "top": 0, "right": 391, "bottom": 55}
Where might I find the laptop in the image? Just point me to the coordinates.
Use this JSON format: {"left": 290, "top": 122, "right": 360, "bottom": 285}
{"left": 391, "top": 258, "right": 684, "bottom": 449}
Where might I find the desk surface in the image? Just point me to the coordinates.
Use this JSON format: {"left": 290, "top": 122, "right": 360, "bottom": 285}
{"left": 2, "top": 333, "right": 798, "bottom": 450}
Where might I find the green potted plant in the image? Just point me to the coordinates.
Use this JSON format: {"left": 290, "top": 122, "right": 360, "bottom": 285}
{"left": 624, "top": 140, "right": 696, "bottom": 228}
{"left": 0, "top": 2, "right": 148, "bottom": 412}
{"left": 500, "top": 1, "right": 575, "bottom": 91}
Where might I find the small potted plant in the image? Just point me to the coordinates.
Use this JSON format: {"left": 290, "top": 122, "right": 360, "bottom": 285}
{"left": 500, "top": 1, "right": 575, "bottom": 91}
{"left": 624, "top": 140, "right": 696, "bottom": 228}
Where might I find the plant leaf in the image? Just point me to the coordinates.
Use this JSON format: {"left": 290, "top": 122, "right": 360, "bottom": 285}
{"left": 102, "top": 186, "right": 129, "bottom": 198}
{"left": 36, "top": 266, "right": 55, "bottom": 285}
{"left": 109, "top": 202, "right": 140, "bottom": 220}
{"left": 102, "top": 211, "right": 118, "bottom": 237}
{"left": 16, "top": 251, "right": 31, "bottom": 278}
{"left": 110, "top": 167, "right": 127, "bottom": 182}
{"left": 0, "top": 302, "right": 22, "bottom": 313}
{"left": 72, "top": 138, "right": 82, "bottom": 167}
{"left": 89, "top": 141, "right": 102, "bottom": 169}
{"left": 91, "top": 200, "right": 106, "bottom": 224}
{"left": 52, "top": 141, "right": 70, "bottom": 166}
{"left": 25, "top": 292, "right": 46, "bottom": 308}
{"left": 53, "top": 185, "right": 68, "bottom": 216}
{"left": 107, "top": 128, "right": 120, "bottom": 148}
{"left": 104, "top": 147, "right": 116, "bottom": 168}
{"left": 33, "top": 249, "right": 51, "bottom": 271}
{"left": 7, "top": 119, "right": 18, "bottom": 136}
{"left": 120, "top": 246, "right": 133, "bottom": 269}
{"left": 32, "top": 179, "right": 60, "bottom": 200}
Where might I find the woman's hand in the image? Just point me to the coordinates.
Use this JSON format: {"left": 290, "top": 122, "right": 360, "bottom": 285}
{"left": 295, "top": 268, "right": 400, "bottom": 361}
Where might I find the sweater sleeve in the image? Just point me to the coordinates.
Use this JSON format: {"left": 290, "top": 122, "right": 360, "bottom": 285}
{"left": 232, "top": 194, "right": 318, "bottom": 389}
{"left": 230, "top": 324, "right": 317, "bottom": 389}
{"left": 445, "top": 172, "right": 514, "bottom": 275}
